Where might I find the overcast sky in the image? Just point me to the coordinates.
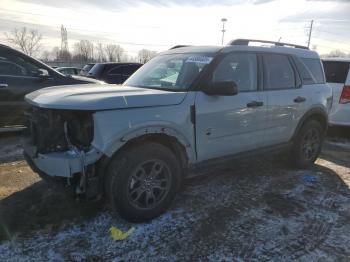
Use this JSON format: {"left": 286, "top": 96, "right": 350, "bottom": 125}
{"left": 0, "top": 0, "right": 349, "bottom": 57}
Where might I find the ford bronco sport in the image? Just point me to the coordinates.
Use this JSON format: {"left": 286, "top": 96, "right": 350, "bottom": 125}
{"left": 23, "top": 39, "right": 332, "bottom": 222}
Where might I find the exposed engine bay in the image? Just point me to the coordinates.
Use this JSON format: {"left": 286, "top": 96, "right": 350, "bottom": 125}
{"left": 24, "top": 106, "right": 94, "bottom": 154}
{"left": 23, "top": 105, "right": 101, "bottom": 198}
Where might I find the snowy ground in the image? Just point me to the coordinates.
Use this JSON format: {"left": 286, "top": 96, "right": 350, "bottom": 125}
{"left": 0, "top": 131, "right": 350, "bottom": 261}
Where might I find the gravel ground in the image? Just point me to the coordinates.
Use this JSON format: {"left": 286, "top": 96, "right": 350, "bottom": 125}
{"left": 0, "top": 129, "right": 349, "bottom": 261}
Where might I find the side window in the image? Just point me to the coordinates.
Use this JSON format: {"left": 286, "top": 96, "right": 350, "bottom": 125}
{"left": 0, "top": 60, "right": 24, "bottom": 76}
{"left": 301, "top": 58, "right": 325, "bottom": 84}
{"left": 0, "top": 52, "right": 40, "bottom": 77}
{"left": 212, "top": 53, "right": 258, "bottom": 92}
{"left": 108, "top": 66, "right": 122, "bottom": 76}
{"left": 322, "top": 61, "right": 350, "bottom": 84}
{"left": 264, "top": 54, "right": 295, "bottom": 90}
{"left": 293, "top": 57, "right": 316, "bottom": 85}
{"left": 123, "top": 65, "right": 139, "bottom": 76}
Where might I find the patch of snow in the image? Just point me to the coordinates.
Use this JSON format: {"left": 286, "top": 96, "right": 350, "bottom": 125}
{"left": 1, "top": 163, "right": 349, "bottom": 261}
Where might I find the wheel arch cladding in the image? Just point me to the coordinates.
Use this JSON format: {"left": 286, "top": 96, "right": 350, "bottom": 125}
{"left": 117, "top": 132, "right": 189, "bottom": 169}
{"left": 293, "top": 107, "right": 328, "bottom": 140}
{"left": 101, "top": 125, "right": 195, "bottom": 163}
{"left": 96, "top": 132, "right": 190, "bottom": 195}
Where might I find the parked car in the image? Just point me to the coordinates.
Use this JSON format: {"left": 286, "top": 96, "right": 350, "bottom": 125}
{"left": 56, "top": 67, "right": 82, "bottom": 76}
{"left": 0, "top": 44, "right": 101, "bottom": 128}
{"left": 322, "top": 58, "right": 350, "bottom": 127}
{"left": 23, "top": 39, "right": 332, "bottom": 222}
{"left": 79, "top": 63, "right": 95, "bottom": 76}
{"left": 87, "top": 62, "right": 142, "bottom": 84}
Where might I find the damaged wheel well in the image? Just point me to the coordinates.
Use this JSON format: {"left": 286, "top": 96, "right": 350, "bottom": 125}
{"left": 96, "top": 133, "right": 189, "bottom": 196}
{"left": 120, "top": 134, "right": 188, "bottom": 168}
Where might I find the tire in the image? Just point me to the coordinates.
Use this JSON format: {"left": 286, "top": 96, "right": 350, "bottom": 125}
{"left": 291, "top": 120, "right": 325, "bottom": 168}
{"left": 105, "top": 142, "right": 182, "bottom": 222}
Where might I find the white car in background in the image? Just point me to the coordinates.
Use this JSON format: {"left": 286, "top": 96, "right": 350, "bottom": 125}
{"left": 322, "top": 58, "right": 350, "bottom": 127}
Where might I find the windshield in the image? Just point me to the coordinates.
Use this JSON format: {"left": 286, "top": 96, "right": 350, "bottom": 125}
{"left": 124, "top": 53, "right": 214, "bottom": 90}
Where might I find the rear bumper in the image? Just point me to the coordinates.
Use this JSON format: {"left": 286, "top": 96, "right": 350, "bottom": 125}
{"left": 23, "top": 146, "right": 102, "bottom": 178}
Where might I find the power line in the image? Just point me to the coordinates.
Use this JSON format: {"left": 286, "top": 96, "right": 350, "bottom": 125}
{"left": 313, "top": 36, "right": 349, "bottom": 46}
{"left": 314, "top": 28, "right": 350, "bottom": 41}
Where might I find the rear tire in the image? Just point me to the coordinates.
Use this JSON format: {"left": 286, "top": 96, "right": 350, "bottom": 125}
{"left": 105, "top": 142, "right": 181, "bottom": 222}
{"left": 291, "top": 120, "right": 324, "bottom": 168}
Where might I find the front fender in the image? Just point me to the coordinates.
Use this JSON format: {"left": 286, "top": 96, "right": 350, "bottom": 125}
{"left": 96, "top": 122, "right": 195, "bottom": 162}
{"left": 91, "top": 99, "right": 196, "bottom": 163}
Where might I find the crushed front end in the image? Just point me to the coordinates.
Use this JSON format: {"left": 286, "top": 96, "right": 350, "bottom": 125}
{"left": 23, "top": 105, "right": 102, "bottom": 198}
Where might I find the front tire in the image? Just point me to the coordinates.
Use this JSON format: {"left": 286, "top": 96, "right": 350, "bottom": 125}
{"left": 291, "top": 120, "right": 324, "bottom": 168}
{"left": 106, "top": 142, "right": 181, "bottom": 222}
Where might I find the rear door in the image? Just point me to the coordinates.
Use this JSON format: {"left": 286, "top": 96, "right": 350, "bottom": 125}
{"left": 263, "top": 53, "right": 309, "bottom": 146}
{"left": 195, "top": 52, "right": 268, "bottom": 161}
{"left": 0, "top": 49, "right": 56, "bottom": 127}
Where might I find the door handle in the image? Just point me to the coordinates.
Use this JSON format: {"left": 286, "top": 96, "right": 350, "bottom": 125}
{"left": 294, "top": 96, "right": 306, "bottom": 103}
{"left": 247, "top": 101, "right": 264, "bottom": 108}
{"left": 0, "top": 83, "right": 8, "bottom": 88}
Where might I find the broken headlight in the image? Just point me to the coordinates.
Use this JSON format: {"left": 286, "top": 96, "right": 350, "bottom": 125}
{"left": 25, "top": 106, "right": 94, "bottom": 153}
{"left": 65, "top": 112, "right": 94, "bottom": 150}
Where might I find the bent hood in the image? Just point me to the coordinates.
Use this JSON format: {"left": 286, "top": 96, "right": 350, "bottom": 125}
{"left": 25, "top": 84, "right": 187, "bottom": 110}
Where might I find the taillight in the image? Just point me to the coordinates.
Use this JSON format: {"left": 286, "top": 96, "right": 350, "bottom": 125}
{"left": 340, "top": 85, "right": 350, "bottom": 104}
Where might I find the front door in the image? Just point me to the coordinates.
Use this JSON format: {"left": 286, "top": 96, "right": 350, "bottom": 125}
{"left": 195, "top": 53, "right": 267, "bottom": 162}
{"left": 0, "top": 49, "right": 55, "bottom": 127}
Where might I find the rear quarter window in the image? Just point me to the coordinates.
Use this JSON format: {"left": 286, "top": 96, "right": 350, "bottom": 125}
{"left": 322, "top": 61, "right": 350, "bottom": 84}
{"left": 89, "top": 64, "right": 104, "bottom": 76}
{"left": 301, "top": 58, "right": 325, "bottom": 84}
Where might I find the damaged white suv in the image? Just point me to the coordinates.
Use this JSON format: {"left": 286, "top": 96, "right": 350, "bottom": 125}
{"left": 23, "top": 39, "right": 332, "bottom": 222}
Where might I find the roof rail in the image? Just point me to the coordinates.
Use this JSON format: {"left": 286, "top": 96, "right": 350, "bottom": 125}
{"left": 229, "top": 39, "right": 309, "bottom": 50}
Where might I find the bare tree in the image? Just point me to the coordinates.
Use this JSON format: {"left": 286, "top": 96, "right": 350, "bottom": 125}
{"left": 5, "top": 27, "right": 42, "bottom": 56}
{"left": 104, "top": 44, "right": 124, "bottom": 62}
{"left": 138, "top": 49, "right": 157, "bottom": 63}
{"left": 51, "top": 46, "right": 60, "bottom": 61}
{"left": 74, "top": 40, "right": 94, "bottom": 62}
{"left": 322, "top": 49, "right": 347, "bottom": 58}
{"left": 41, "top": 50, "right": 51, "bottom": 62}
{"left": 96, "top": 43, "right": 106, "bottom": 62}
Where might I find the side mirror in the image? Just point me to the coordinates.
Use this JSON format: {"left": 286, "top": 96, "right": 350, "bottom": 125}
{"left": 204, "top": 81, "right": 238, "bottom": 96}
{"left": 37, "top": 69, "right": 50, "bottom": 78}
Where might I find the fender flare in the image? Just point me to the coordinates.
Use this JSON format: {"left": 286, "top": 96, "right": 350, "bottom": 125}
{"left": 101, "top": 124, "right": 196, "bottom": 163}
{"left": 292, "top": 107, "right": 328, "bottom": 141}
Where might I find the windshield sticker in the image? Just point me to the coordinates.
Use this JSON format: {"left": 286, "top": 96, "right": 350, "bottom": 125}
{"left": 186, "top": 56, "right": 213, "bottom": 64}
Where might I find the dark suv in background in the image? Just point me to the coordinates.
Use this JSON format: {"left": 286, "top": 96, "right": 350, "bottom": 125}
{"left": 79, "top": 63, "right": 95, "bottom": 76}
{"left": 0, "top": 44, "right": 101, "bottom": 129}
{"left": 87, "top": 63, "right": 142, "bottom": 84}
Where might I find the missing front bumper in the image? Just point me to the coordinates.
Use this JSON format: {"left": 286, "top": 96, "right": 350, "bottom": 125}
{"left": 24, "top": 147, "right": 102, "bottom": 178}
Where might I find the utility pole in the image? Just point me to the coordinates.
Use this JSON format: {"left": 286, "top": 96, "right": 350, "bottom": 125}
{"left": 307, "top": 20, "right": 314, "bottom": 48}
{"left": 221, "top": 18, "right": 227, "bottom": 46}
